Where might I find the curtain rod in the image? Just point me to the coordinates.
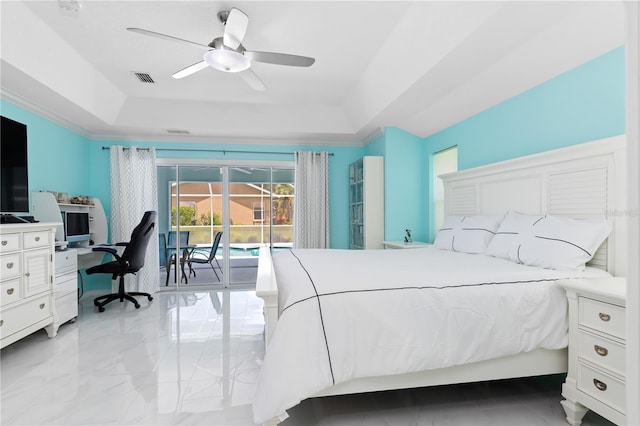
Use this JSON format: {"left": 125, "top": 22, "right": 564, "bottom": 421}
{"left": 101, "top": 147, "right": 334, "bottom": 156}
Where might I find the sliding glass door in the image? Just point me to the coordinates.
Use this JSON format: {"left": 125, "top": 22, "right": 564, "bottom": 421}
{"left": 157, "top": 163, "right": 294, "bottom": 289}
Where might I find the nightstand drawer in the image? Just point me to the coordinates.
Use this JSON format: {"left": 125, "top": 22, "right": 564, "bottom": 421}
{"left": 578, "top": 330, "right": 625, "bottom": 377}
{"left": 578, "top": 364, "right": 625, "bottom": 415}
{"left": 579, "top": 297, "right": 625, "bottom": 339}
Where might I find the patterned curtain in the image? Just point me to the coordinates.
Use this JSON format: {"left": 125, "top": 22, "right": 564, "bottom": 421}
{"left": 294, "top": 151, "right": 330, "bottom": 248}
{"left": 110, "top": 146, "right": 159, "bottom": 294}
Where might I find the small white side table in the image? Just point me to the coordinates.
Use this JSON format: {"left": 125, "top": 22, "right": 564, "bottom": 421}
{"left": 556, "top": 277, "right": 626, "bottom": 426}
{"left": 382, "top": 241, "right": 431, "bottom": 249}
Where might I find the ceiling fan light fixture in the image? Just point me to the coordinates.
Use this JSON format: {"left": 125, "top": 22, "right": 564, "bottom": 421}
{"left": 203, "top": 49, "right": 250, "bottom": 73}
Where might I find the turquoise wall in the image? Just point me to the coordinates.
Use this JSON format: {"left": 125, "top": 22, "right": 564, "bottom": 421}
{"left": 382, "top": 46, "right": 625, "bottom": 242}
{"left": 366, "top": 128, "right": 428, "bottom": 242}
{"left": 1, "top": 100, "right": 90, "bottom": 196}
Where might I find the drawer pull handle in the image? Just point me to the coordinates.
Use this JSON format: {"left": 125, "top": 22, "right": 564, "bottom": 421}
{"left": 598, "top": 312, "right": 611, "bottom": 322}
{"left": 6, "top": 288, "right": 14, "bottom": 295}
{"left": 24, "top": 272, "right": 30, "bottom": 277}
{"left": 593, "top": 379, "right": 607, "bottom": 391}
{"left": 1, "top": 240, "right": 7, "bottom": 246}
{"left": 35, "top": 236, "right": 40, "bottom": 242}
{"left": 39, "top": 303, "right": 45, "bottom": 309}
{"left": 6, "top": 262, "right": 14, "bottom": 269}
{"left": 594, "top": 345, "right": 609, "bottom": 356}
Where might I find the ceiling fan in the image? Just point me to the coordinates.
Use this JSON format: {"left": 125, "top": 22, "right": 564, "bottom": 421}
{"left": 127, "top": 8, "right": 315, "bottom": 91}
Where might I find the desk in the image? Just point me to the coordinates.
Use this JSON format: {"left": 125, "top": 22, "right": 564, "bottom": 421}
{"left": 165, "top": 245, "right": 195, "bottom": 286}
{"left": 76, "top": 245, "right": 125, "bottom": 270}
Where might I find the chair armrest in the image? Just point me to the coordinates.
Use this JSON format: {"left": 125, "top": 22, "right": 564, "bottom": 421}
{"left": 92, "top": 246, "right": 118, "bottom": 256}
{"left": 92, "top": 246, "right": 123, "bottom": 262}
{"left": 115, "top": 242, "right": 129, "bottom": 247}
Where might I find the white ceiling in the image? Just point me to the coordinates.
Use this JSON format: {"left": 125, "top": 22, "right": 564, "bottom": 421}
{"left": 0, "top": 1, "right": 625, "bottom": 146}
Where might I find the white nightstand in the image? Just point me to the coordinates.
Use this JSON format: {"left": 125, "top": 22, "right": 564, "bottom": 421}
{"left": 556, "top": 277, "right": 626, "bottom": 426}
{"left": 382, "top": 241, "right": 431, "bottom": 249}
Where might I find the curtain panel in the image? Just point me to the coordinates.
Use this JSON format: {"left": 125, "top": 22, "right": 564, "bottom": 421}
{"left": 110, "top": 146, "right": 159, "bottom": 294}
{"left": 293, "top": 151, "right": 330, "bottom": 248}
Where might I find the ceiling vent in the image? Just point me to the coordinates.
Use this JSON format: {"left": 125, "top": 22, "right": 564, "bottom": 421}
{"left": 132, "top": 72, "right": 155, "bottom": 83}
{"left": 166, "top": 129, "right": 190, "bottom": 135}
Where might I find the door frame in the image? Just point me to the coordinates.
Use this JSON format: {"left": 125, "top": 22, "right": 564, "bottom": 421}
{"left": 157, "top": 158, "right": 293, "bottom": 288}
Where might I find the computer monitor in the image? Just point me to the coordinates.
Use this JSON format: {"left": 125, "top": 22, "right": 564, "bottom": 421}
{"left": 65, "top": 212, "right": 90, "bottom": 243}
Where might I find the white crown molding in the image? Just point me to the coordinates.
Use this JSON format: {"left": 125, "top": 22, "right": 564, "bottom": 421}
{"left": 2, "top": 87, "right": 368, "bottom": 148}
{"left": 0, "top": 88, "right": 91, "bottom": 138}
{"left": 362, "top": 127, "right": 384, "bottom": 145}
{"left": 87, "top": 131, "right": 367, "bottom": 148}
{"left": 2, "top": 74, "right": 366, "bottom": 147}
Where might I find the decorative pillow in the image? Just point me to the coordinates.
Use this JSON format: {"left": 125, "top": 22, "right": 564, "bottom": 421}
{"left": 434, "top": 215, "right": 504, "bottom": 254}
{"left": 485, "top": 211, "right": 612, "bottom": 271}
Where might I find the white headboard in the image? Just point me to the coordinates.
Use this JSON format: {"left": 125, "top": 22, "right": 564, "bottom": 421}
{"left": 441, "top": 135, "right": 627, "bottom": 275}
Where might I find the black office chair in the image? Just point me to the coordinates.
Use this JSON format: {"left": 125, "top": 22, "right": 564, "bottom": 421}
{"left": 87, "top": 211, "right": 157, "bottom": 312}
{"left": 188, "top": 231, "right": 223, "bottom": 281}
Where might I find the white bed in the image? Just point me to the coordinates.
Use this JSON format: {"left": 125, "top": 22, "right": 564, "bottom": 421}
{"left": 254, "top": 135, "right": 627, "bottom": 425}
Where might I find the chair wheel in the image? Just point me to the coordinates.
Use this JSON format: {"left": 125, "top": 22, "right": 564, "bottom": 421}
{"left": 147, "top": 296, "right": 153, "bottom": 301}
{"left": 98, "top": 306, "right": 105, "bottom": 312}
{"left": 135, "top": 303, "right": 141, "bottom": 309}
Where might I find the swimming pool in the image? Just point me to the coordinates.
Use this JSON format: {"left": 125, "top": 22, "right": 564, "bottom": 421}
{"left": 192, "top": 245, "right": 290, "bottom": 257}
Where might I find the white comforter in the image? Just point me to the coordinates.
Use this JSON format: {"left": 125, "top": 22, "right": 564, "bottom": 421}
{"left": 253, "top": 247, "right": 610, "bottom": 423}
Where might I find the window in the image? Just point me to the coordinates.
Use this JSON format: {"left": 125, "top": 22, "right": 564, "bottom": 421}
{"left": 432, "top": 146, "right": 458, "bottom": 234}
{"left": 253, "top": 201, "right": 264, "bottom": 222}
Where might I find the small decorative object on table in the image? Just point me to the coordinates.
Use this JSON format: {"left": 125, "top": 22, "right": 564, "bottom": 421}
{"left": 404, "top": 229, "right": 412, "bottom": 244}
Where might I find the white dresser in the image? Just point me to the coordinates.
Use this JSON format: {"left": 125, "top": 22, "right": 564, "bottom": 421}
{"left": 0, "top": 222, "right": 59, "bottom": 349}
{"left": 54, "top": 248, "right": 78, "bottom": 333}
{"left": 557, "top": 277, "right": 626, "bottom": 426}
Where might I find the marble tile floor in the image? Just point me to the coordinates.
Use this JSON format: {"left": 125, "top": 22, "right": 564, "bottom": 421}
{"left": 1, "top": 289, "right": 614, "bottom": 426}
{"left": 159, "top": 258, "right": 259, "bottom": 288}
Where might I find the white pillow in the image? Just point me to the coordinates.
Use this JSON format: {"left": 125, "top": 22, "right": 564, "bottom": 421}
{"left": 434, "top": 215, "right": 504, "bottom": 254}
{"left": 485, "top": 211, "right": 612, "bottom": 271}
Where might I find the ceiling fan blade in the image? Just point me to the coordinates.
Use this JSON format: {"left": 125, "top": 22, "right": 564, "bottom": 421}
{"left": 127, "top": 27, "right": 210, "bottom": 51}
{"left": 223, "top": 8, "right": 249, "bottom": 50}
{"left": 244, "top": 51, "right": 315, "bottom": 67}
{"left": 172, "top": 61, "right": 209, "bottom": 79}
{"left": 239, "top": 68, "right": 266, "bottom": 91}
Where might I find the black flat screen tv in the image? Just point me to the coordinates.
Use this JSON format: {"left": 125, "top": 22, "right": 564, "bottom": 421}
{"left": 0, "top": 116, "right": 29, "bottom": 214}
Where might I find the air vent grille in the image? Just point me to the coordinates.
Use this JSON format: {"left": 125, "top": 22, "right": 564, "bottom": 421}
{"left": 133, "top": 72, "right": 154, "bottom": 83}
{"left": 167, "top": 129, "right": 190, "bottom": 135}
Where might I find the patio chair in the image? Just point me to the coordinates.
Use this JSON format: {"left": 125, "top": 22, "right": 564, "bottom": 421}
{"left": 160, "top": 232, "right": 188, "bottom": 286}
{"left": 188, "top": 231, "right": 222, "bottom": 281}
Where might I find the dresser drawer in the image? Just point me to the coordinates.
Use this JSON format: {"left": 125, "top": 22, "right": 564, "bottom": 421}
{"left": 0, "top": 233, "right": 21, "bottom": 253}
{"left": 579, "top": 297, "right": 625, "bottom": 339}
{"left": 578, "top": 363, "right": 625, "bottom": 414}
{"left": 23, "top": 231, "right": 51, "bottom": 249}
{"left": 0, "top": 253, "right": 21, "bottom": 280}
{"left": 0, "top": 294, "right": 52, "bottom": 339}
{"left": 1, "top": 278, "right": 21, "bottom": 306}
{"left": 578, "top": 330, "right": 625, "bottom": 377}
